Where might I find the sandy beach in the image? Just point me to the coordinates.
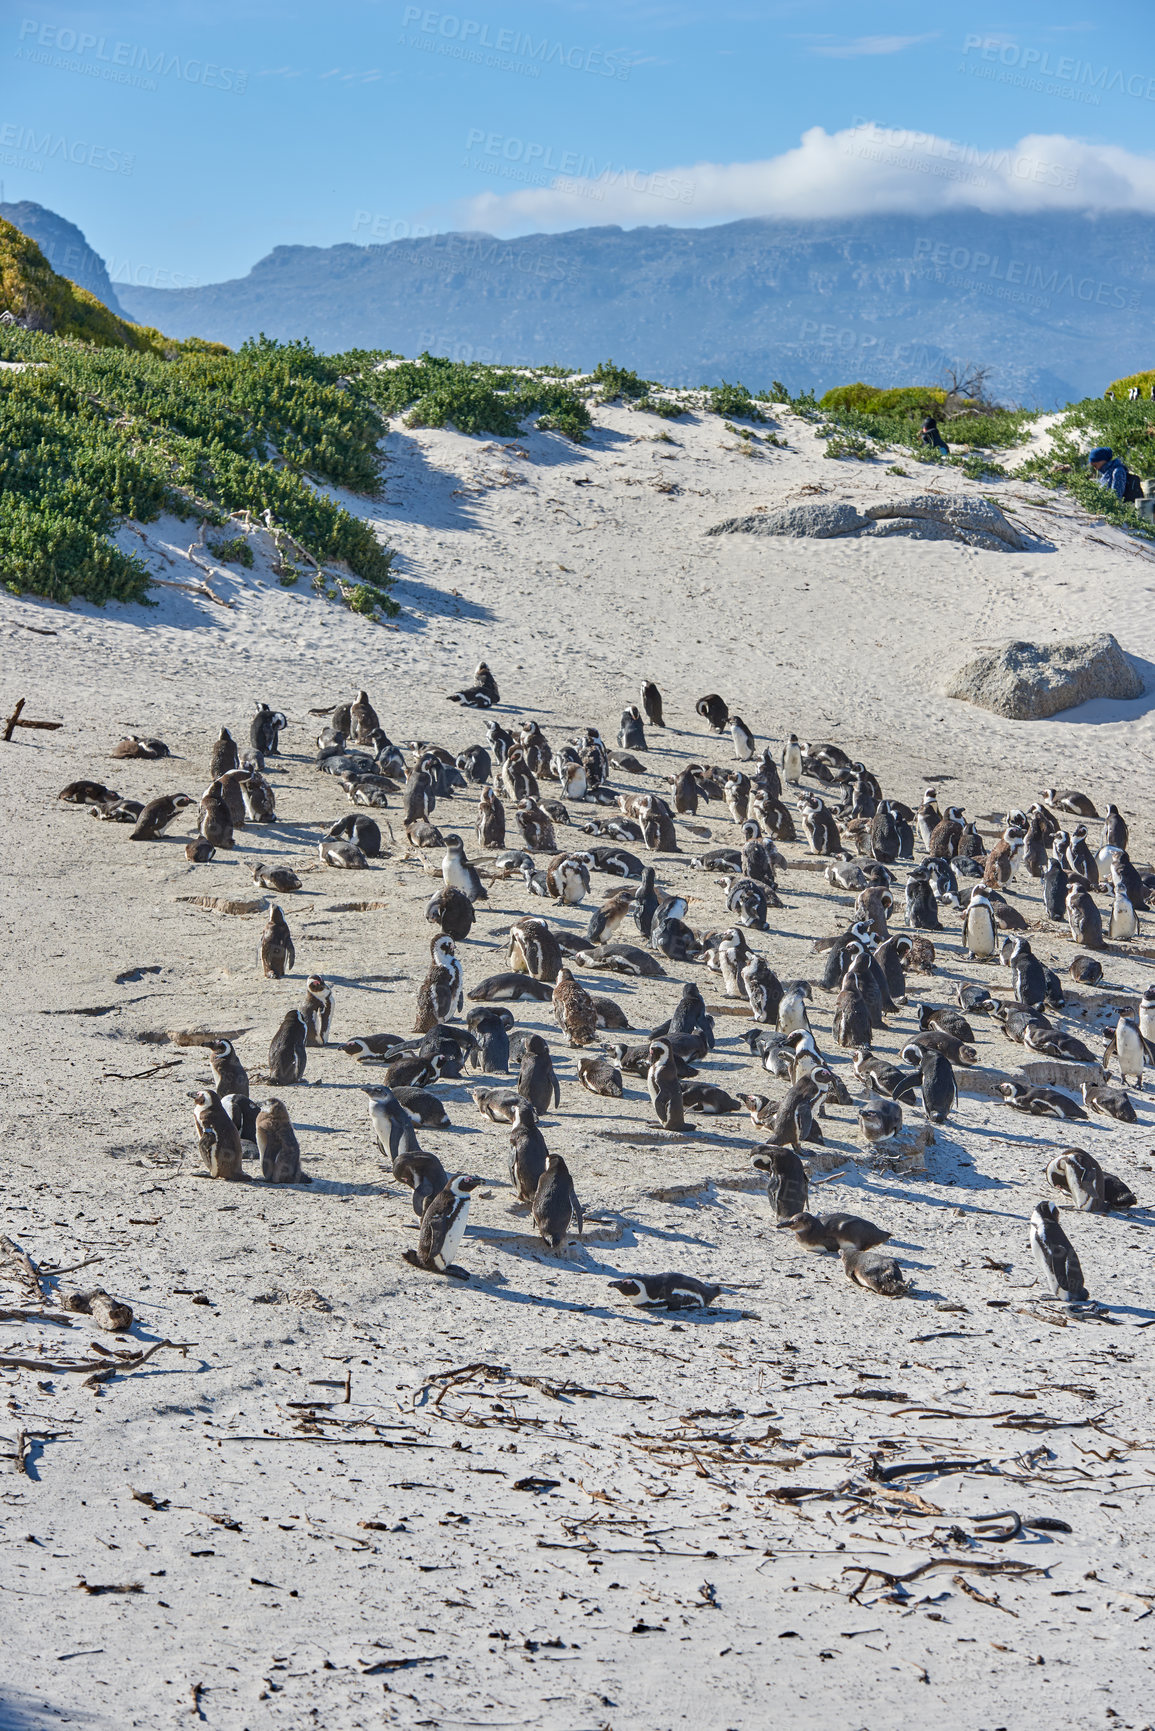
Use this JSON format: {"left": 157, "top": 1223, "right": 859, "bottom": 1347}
{"left": 2, "top": 399, "right": 1154, "bottom": 1731}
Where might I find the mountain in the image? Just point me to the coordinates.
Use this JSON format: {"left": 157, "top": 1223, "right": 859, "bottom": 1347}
{"left": 4, "top": 204, "right": 1153, "bottom": 404}
{"left": 0, "top": 200, "right": 125, "bottom": 316}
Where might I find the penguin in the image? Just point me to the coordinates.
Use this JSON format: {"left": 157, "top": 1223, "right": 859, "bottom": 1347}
{"left": 328, "top": 813, "right": 382, "bottom": 858}
{"left": 390, "top": 1087, "right": 450, "bottom": 1128}
{"left": 319, "top": 837, "right": 368, "bottom": 870}
{"left": 998, "top": 1082, "right": 1087, "bottom": 1121}
{"left": 956, "top": 981, "right": 993, "bottom": 1015}
{"left": 901, "top": 1043, "right": 955, "bottom": 1124}
{"left": 1102, "top": 803, "right": 1129, "bottom": 852}
{"left": 367, "top": 1087, "right": 424, "bottom": 1164}
{"left": 256, "top": 1098, "right": 309, "bottom": 1184}
{"left": 209, "top": 1038, "right": 249, "bottom": 1100}
{"left": 250, "top": 703, "right": 286, "bottom": 756}
{"left": 425, "top": 887, "right": 474, "bottom": 941}
{"left": 856, "top": 1050, "right": 920, "bottom": 1104}
{"left": 638, "top": 679, "right": 665, "bottom": 727}
{"left": 1046, "top": 1147, "right": 1106, "bottom": 1213}
{"left": 608, "top": 1273, "right": 721, "bottom": 1311}
{"left": 239, "top": 771, "right": 276, "bottom": 824}
{"left": 130, "top": 793, "right": 194, "bottom": 842}
{"left": 729, "top": 715, "right": 755, "bottom": 761}
{"left": 869, "top": 803, "right": 900, "bottom": 865}
{"left": 509, "top": 1100, "right": 550, "bottom": 1202}
{"left": 552, "top": 968, "right": 599, "bottom": 1047}
{"left": 919, "top": 1003, "right": 974, "bottom": 1043}
{"left": 517, "top": 1034, "right": 561, "bottom": 1114}
{"left": 508, "top": 918, "right": 563, "bottom": 984}
{"left": 301, "top": 976, "right": 334, "bottom": 1047}
{"left": 983, "top": 825, "right": 1025, "bottom": 887}
{"left": 1021, "top": 1023, "right": 1096, "bottom": 1064}
{"left": 618, "top": 706, "right": 647, "bottom": 751}
{"left": 956, "top": 821, "right": 986, "bottom": 862}
{"left": 646, "top": 1038, "right": 686, "bottom": 1131}
{"left": 742, "top": 953, "right": 784, "bottom": 1025}
{"left": 857, "top": 1098, "right": 903, "bottom": 1143}
{"left": 841, "top": 1247, "right": 909, "bottom": 1297}
{"left": 440, "top": 834, "right": 487, "bottom": 903}
{"left": 468, "top": 972, "right": 554, "bottom": 1004}
{"left": 781, "top": 734, "right": 803, "bottom": 786}
{"left": 60, "top": 779, "right": 122, "bottom": 808}
{"left": 1066, "top": 884, "right": 1105, "bottom": 951}
{"left": 1105, "top": 1015, "right": 1149, "bottom": 1088}
{"left": 515, "top": 798, "right": 557, "bottom": 854}
{"left": 260, "top": 905, "right": 295, "bottom": 979}
{"left": 799, "top": 796, "right": 841, "bottom": 856}
{"left": 577, "top": 1055, "right": 623, "bottom": 1097}
{"left": 1042, "top": 844, "right": 1070, "bottom": 921}
{"left": 1030, "top": 1200, "right": 1088, "bottom": 1302}
{"left": 777, "top": 981, "right": 813, "bottom": 1037}
{"left": 220, "top": 1092, "right": 260, "bottom": 1153}
{"left": 696, "top": 693, "right": 729, "bottom": 734}
{"left": 449, "top": 662, "right": 500, "bottom": 708}
{"left": 904, "top": 868, "right": 940, "bottom": 931}
{"left": 679, "top": 1083, "right": 743, "bottom": 1116}
{"left": 268, "top": 1008, "right": 308, "bottom": 1084}
{"left": 1109, "top": 884, "right": 1140, "bottom": 942}
{"left": 1044, "top": 787, "right": 1099, "bottom": 819}
{"left": 214, "top": 769, "right": 249, "bottom": 829}
{"left": 1081, "top": 1079, "right": 1137, "bottom": 1124}
{"left": 1068, "top": 825, "right": 1099, "bottom": 889}
{"left": 874, "top": 935, "right": 912, "bottom": 1005}
{"left": 476, "top": 786, "right": 506, "bottom": 851}
{"left": 414, "top": 935, "right": 464, "bottom": 1033}
{"left": 546, "top": 855, "right": 590, "bottom": 906}
{"left": 406, "top": 1174, "right": 483, "bottom": 1277}
{"left": 199, "top": 782, "right": 235, "bottom": 849}
{"left": 778, "top": 1212, "right": 890, "bottom": 1253}
{"left": 927, "top": 806, "right": 964, "bottom": 858}
{"left": 716, "top": 927, "right": 750, "bottom": 998}
{"left": 1069, "top": 954, "right": 1103, "bottom": 986}
{"left": 192, "top": 1089, "right": 245, "bottom": 1181}
{"left": 349, "top": 690, "right": 380, "bottom": 744}
{"left": 751, "top": 1147, "right": 809, "bottom": 1219}
{"left": 210, "top": 727, "right": 239, "bottom": 778}
{"left": 532, "top": 1154, "right": 584, "bottom": 1251}
{"left": 962, "top": 886, "right": 997, "bottom": 960}
{"left": 833, "top": 976, "right": 873, "bottom": 1050}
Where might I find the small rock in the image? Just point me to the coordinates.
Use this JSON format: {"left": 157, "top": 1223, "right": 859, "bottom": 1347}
{"left": 944, "top": 633, "right": 1143, "bottom": 719}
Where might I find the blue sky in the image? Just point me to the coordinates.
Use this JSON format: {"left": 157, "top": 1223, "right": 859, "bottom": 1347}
{"left": 5, "top": 0, "right": 1155, "bottom": 287}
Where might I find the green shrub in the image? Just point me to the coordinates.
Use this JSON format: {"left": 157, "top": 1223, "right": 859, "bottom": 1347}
{"left": 346, "top": 351, "right": 589, "bottom": 441}
{"left": 1104, "top": 369, "right": 1155, "bottom": 400}
{"left": 590, "top": 359, "right": 649, "bottom": 400}
{"left": 634, "top": 395, "right": 685, "bottom": 419}
{"left": 0, "top": 329, "right": 396, "bottom": 606}
{"left": 208, "top": 535, "right": 254, "bottom": 566}
{"left": 704, "top": 381, "right": 767, "bottom": 422}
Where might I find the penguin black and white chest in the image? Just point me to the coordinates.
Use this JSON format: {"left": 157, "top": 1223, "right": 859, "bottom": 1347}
{"left": 962, "top": 886, "right": 997, "bottom": 958}
{"left": 415, "top": 936, "right": 464, "bottom": 1033}
{"left": 729, "top": 714, "right": 755, "bottom": 760}
{"left": 209, "top": 1038, "right": 249, "bottom": 1099}
{"left": 442, "top": 834, "right": 487, "bottom": 902}
{"left": 1030, "top": 1200, "right": 1087, "bottom": 1302}
{"left": 608, "top": 1272, "right": 721, "bottom": 1310}
{"left": 781, "top": 734, "right": 803, "bottom": 785}
{"left": 302, "top": 975, "right": 334, "bottom": 1046}
{"left": 416, "top": 1174, "right": 482, "bottom": 1272}
{"left": 752, "top": 1146, "right": 808, "bottom": 1220}
{"left": 251, "top": 703, "right": 287, "bottom": 756}
{"left": 130, "top": 792, "right": 194, "bottom": 841}
{"left": 192, "top": 1089, "right": 244, "bottom": 1180}
{"left": 647, "top": 1039, "right": 686, "bottom": 1131}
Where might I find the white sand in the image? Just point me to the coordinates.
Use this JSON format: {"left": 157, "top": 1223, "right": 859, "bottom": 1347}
{"left": 2, "top": 402, "right": 1154, "bottom": 1730}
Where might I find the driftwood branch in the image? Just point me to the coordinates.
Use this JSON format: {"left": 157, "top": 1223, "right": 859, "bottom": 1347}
{"left": 3, "top": 698, "right": 63, "bottom": 741}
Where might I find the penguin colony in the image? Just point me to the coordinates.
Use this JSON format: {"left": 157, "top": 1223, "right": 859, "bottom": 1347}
{"left": 57, "top": 671, "right": 1150, "bottom": 1307}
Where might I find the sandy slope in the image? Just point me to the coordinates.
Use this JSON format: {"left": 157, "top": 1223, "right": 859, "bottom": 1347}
{"left": 1, "top": 401, "right": 1154, "bottom": 1731}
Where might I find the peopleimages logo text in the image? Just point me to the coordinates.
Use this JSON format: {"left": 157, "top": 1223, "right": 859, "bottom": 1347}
{"left": 400, "top": 8, "right": 631, "bottom": 78}
{"left": 16, "top": 19, "right": 247, "bottom": 91}
{"left": 913, "top": 239, "right": 1139, "bottom": 309}
{"left": 961, "top": 34, "right": 1155, "bottom": 101}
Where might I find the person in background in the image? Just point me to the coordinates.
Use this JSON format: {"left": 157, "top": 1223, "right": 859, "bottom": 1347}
{"left": 918, "top": 415, "right": 949, "bottom": 454}
{"left": 1088, "top": 445, "right": 1141, "bottom": 501}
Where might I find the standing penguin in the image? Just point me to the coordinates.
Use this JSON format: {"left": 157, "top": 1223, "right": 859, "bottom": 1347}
{"left": 1104, "top": 1015, "right": 1148, "bottom": 1088}
{"left": 199, "top": 782, "right": 234, "bottom": 849}
{"left": 1030, "top": 1200, "right": 1088, "bottom": 1302}
{"left": 1067, "top": 883, "right": 1105, "bottom": 951}
{"left": 349, "top": 689, "right": 380, "bottom": 744}
{"left": 301, "top": 975, "right": 334, "bottom": 1046}
{"left": 407, "top": 1174, "right": 483, "bottom": 1276}
{"left": 647, "top": 1038, "right": 686, "bottom": 1131}
{"left": 902, "top": 1043, "right": 955, "bottom": 1124}
{"left": 962, "top": 885, "right": 997, "bottom": 960}
{"left": 631, "top": 866, "right": 660, "bottom": 938}
{"left": 261, "top": 906, "right": 295, "bottom": 979}
{"left": 256, "top": 1098, "right": 309, "bottom": 1184}
{"left": 509, "top": 1101, "right": 549, "bottom": 1202}
{"left": 517, "top": 1033, "right": 560, "bottom": 1114}
{"left": 268, "top": 1009, "right": 309, "bottom": 1084}
{"left": 209, "top": 1038, "right": 249, "bottom": 1099}
{"left": 414, "top": 935, "right": 464, "bottom": 1033}
{"left": 640, "top": 680, "right": 665, "bottom": 727}
{"left": 1007, "top": 937, "right": 1048, "bottom": 1010}
{"left": 192, "top": 1089, "right": 245, "bottom": 1181}
{"left": 532, "top": 1154, "right": 584, "bottom": 1250}
{"left": 442, "top": 834, "right": 488, "bottom": 902}
{"left": 1109, "top": 880, "right": 1139, "bottom": 942}
{"left": 618, "top": 706, "right": 647, "bottom": 751}
{"left": 552, "top": 968, "right": 599, "bottom": 1047}
{"left": 477, "top": 786, "right": 506, "bottom": 851}
{"left": 729, "top": 715, "right": 756, "bottom": 761}
{"left": 781, "top": 734, "right": 803, "bottom": 786}
{"left": 905, "top": 868, "right": 940, "bottom": 932}
{"left": 1042, "top": 842, "right": 1069, "bottom": 921}
{"left": 251, "top": 703, "right": 287, "bottom": 756}
{"left": 210, "top": 727, "right": 239, "bottom": 778}
{"left": 752, "top": 1147, "right": 808, "bottom": 1220}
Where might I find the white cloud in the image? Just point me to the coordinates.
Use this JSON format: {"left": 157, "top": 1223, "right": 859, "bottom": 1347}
{"left": 450, "top": 125, "right": 1155, "bottom": 235}
{"left": 810, "top": 33, "right": 938, "bottom": 58}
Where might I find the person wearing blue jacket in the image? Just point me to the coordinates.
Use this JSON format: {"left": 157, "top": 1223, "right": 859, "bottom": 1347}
{"left": 1089, "top": 445, "right": 1131, "bottom": 499}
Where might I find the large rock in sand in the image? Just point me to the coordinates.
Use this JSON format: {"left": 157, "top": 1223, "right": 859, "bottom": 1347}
{"left": 944, "top": 634, "right": 1143, "bottom": 719}
{"left": 706, "top": 491, "right": 1026, "bottom": 551}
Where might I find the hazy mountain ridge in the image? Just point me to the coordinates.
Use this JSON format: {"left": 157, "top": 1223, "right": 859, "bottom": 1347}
{"left": 5, "top": 204, "right": 1154, "bottom": 403}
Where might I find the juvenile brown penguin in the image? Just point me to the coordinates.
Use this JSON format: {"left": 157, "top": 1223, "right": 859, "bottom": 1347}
{"left": 552, "top": 967, "right": 599, "bottom": 1047}
{"left": 778, "top": 1212, "right": 889, "bottom": 1253}
{"left": 841, "top": 1246, "right": 910, "bottom": 1296}
{"left": 209, "top": 1038, "right": 249, "bottom": 1099}
{"left": 252, "top": 862, "right": 302, "bottom": 894}
{"left": 210, "top": 727, "right": 240, "bottom": 778}
{"left": 261, "top": 906, "right": 295, "bottom": 979}
{"left": 476, "top": 786, "right": 506, "bottom": 850}
{"left": 199, "top": 782, "right": 234, "bottom": 849}
{"left": 256, "top": 1098, "right": 310, "bottom": 1183}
